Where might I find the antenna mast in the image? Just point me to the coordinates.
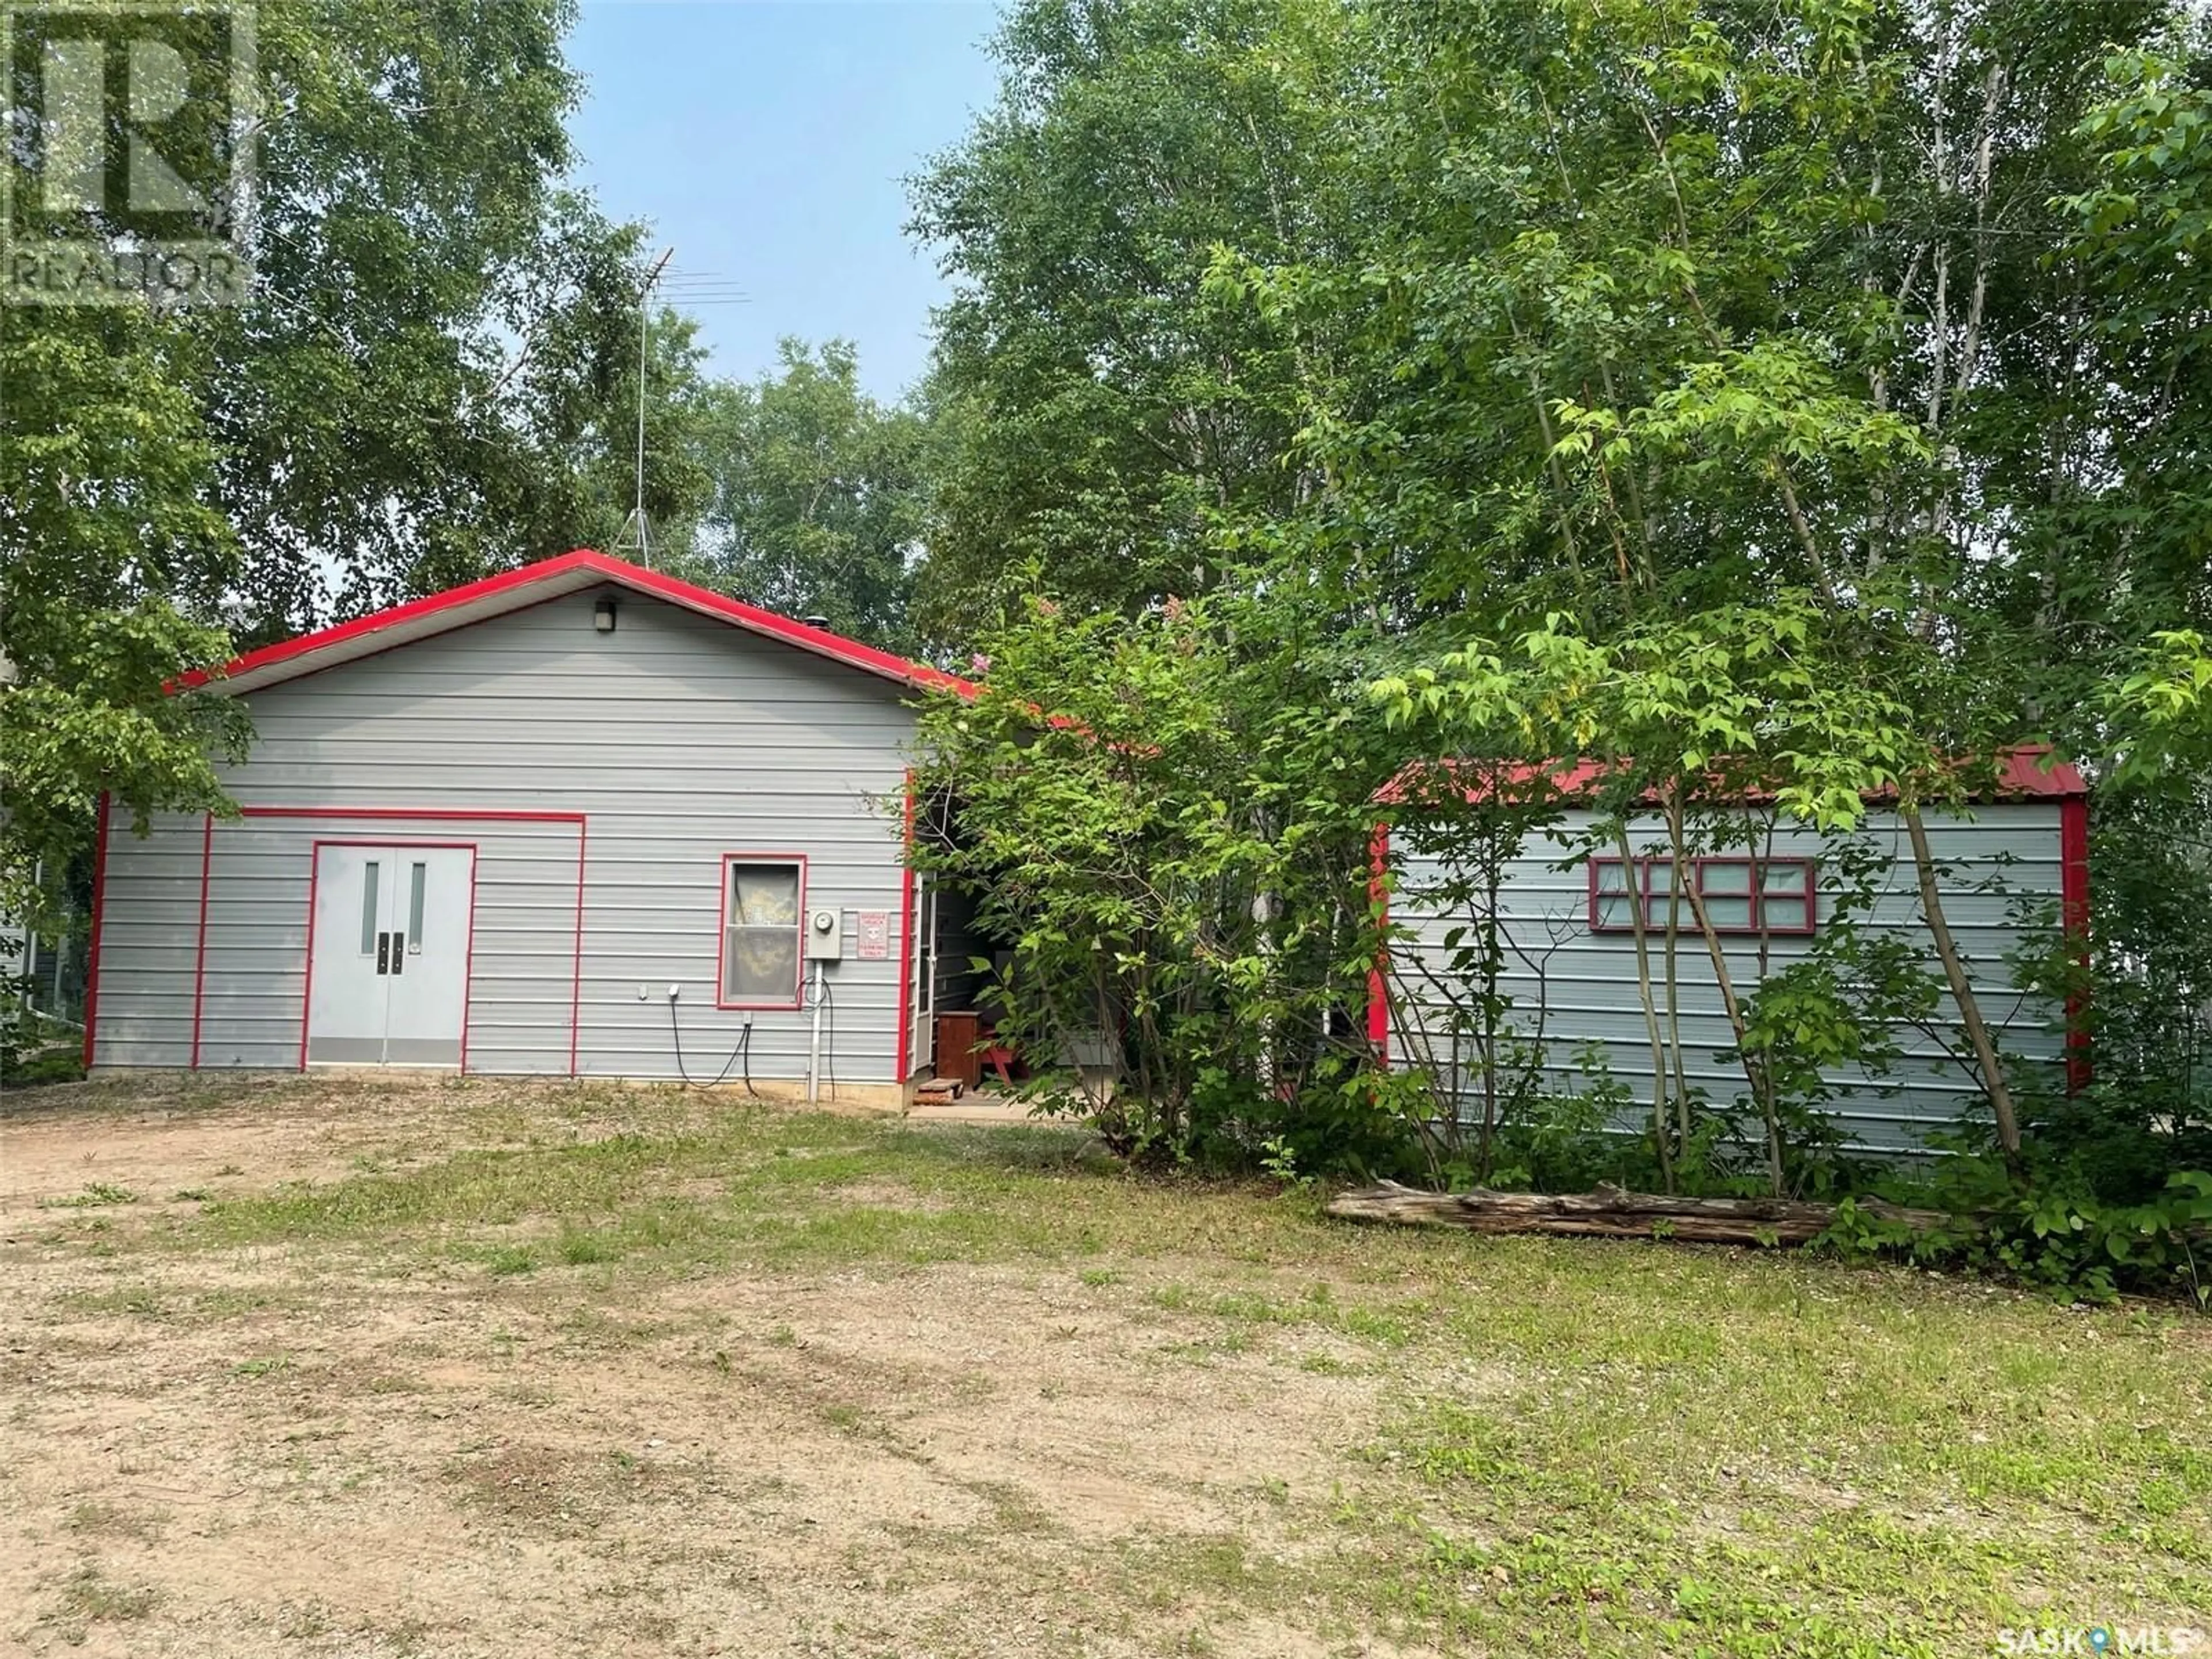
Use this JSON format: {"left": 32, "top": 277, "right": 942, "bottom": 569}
{"left": 615, "top": 245, "right": 675, "bottom": 568}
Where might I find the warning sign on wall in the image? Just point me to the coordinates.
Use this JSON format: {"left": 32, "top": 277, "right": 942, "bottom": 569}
{"left": 856, "top": 911, "right": 889, "bottom": 960}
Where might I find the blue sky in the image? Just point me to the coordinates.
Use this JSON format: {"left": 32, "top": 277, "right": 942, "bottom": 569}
{"left": 567, "top": 2, "right": 1005, "bottom": 403}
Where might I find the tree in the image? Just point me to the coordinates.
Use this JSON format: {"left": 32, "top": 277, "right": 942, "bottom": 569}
{"left": 198, "top": 0, "right": 672, "bottom": 637}
{"left": 0, "top": 307, "right": 248, "bottom": 927}
{"left": 554, "top": 302, "right": 718, "bottom": 567}
{"left": 910, "top": 588, "right": 1404, "bottom": 1169}
{"left": 1, "top": 0, "right": 683, "bottom": 923}
{"left": 908, "top": 0, "right": 1358, "bottom": 641}
{"left": 1217, "top": 0, "right": 2211, "bottom": 1175}
{"left": 912, "top": 0, "right": 2211, "bottom": 1203}
{"left": 683, "top": 340, "right": 929, "bottom": 654}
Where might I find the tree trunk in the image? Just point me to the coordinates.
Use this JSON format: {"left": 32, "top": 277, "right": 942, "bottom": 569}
{"left": 1666, "top": 800, "right": 1786, "bottom": 1195}
{"left": 1612, "top": 827, "right": 1676, "bottom": 1192}
{"left": 1901, "top": 801, "right": 2024, "bottom": 1173}
{"left": 1662, "top": 860, "right": 1694, "bottom": 1148}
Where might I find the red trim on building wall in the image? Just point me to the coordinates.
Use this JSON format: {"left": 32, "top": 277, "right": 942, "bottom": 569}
{"left": 230, "top": 806, "right": 585, "bottom": 1074}
{"left": 2060, "top": 795, "right": 2092, "bottom": 1094}
{"left": 713, "top": 851, "right": 809, "bottom": 1011}
{"left": 568, "top": 821, "right": 588, "bottom": 1077}
{"left": 173, "top": 549, "right": 980, "bottom": 701}
{"left": 297, "top": 842, "right": 322, "bottom": 1071}
{"left": 302, "top": 836, "right": 481, "bottom": 849}
{"left": 1366, "top": 824, "right": 1391, "bottom": 1066}
{"left": 461, "top": 849, "right": 481, "bottom": 1075}
{"left": 81, "top": 793, "right": 110, "bottom": 1071}
{"left": 896, "top": 775, "right": 917, "bottom": 1085}
{"left": 189, "top": 814, "right": 214, "bottom": 1069}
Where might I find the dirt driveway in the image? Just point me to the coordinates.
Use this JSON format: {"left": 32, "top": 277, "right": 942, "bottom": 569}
{"left": 0, "top": 1077, "right": 1410, "bottom": 1658}
{"left": 6, "top": 1074, "right": 2205, "bottom": 1658}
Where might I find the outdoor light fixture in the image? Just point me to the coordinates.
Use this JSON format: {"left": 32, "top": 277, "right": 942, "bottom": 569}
{"left": 593, "top": 597, "right": 618, "bottom": 634}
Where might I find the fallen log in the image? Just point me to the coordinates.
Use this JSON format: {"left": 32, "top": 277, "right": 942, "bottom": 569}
{"left": 1325, "top": 1180, "right": 1949, "bottom": 1245}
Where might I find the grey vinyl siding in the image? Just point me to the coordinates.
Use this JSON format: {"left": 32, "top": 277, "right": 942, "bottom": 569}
{"left": 93, "top": 588, "right": 922, "bottom": 1082}
{"left": 1390, "top": 805, "right": 2070, "bottom": 1152}
{"left": 89, "top": 810, "right": 202, "bottom": 1067}
{"left": 197, "top": 817, "right": 311, "bottom": 1069}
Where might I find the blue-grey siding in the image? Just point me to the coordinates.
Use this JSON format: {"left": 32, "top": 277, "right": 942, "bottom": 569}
{"left": 93, "top": 588, "right": 921, "bottom": 1084}
{"left": 1389, "top": 805, "right": 2071, "bottom": 1152}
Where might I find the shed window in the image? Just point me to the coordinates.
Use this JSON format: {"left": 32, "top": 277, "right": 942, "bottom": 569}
{"left": 719, "top": 858, "right": 803, "bottom": 1006}
{"left": 1590, "top": 856, "right": 1816, "bottom": 937}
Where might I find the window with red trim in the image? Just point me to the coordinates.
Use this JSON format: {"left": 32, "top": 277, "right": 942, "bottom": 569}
{"left": 1589, "top": 856, "right": 1817, "bottom": 936}
{"left": 719, "top": 857, "right": 805, "bottom": 1006}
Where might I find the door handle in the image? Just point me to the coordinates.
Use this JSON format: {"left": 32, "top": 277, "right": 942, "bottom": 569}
{"left": 391, "top": 932, "right": 403, "bottom": 975}
{"left": 376, "top": 931, "right": 390, "bottom": 975}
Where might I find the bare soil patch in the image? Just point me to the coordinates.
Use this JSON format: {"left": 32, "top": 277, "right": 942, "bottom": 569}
{"left": 2, "top": 1074, "right": 480, "bottom": 1221}
{"left": 9, "top": 1075, "right": 2196, "bottom": 1657}
{"left": 0, "top": 1080, "right": 1407, "bottom": 1658}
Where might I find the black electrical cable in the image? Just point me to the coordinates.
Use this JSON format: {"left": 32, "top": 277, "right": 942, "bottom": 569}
{"left": 666, "top": 993, "right": 756, "bottom": 1093}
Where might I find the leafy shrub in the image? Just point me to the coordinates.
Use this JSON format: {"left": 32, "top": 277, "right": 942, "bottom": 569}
{"left": 1826, "top": 1163, "right": 2212, "bottom": 1306}
{"left": 0, "top": 990, "right": 86, "bottom": 1088}
{"left": 909, "top": 596, "right": 1403, "bottom": 1174}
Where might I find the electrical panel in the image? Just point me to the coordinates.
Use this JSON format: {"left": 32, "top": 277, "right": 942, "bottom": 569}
{"left": 804, "top": 907, "right": 843, "bottom": 961}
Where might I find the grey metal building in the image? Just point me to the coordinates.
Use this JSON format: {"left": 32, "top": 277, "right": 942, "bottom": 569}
{"left": 1381, "top": 757, "right": 2090, "bottom": 1154}
{"left": 84, "top": 551, "right": 976, "bottom": 1098}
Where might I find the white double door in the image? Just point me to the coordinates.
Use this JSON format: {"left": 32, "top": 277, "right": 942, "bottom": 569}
{"left": 308, "top": 844, "right": 474, "bottom": 1067}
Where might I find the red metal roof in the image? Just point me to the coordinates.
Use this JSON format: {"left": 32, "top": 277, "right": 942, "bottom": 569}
{"left": 1380, "top": 747, "right": 2087, "bottom": 807}
{"left": 173, "top": 549, "right": 979, "bottom": 700}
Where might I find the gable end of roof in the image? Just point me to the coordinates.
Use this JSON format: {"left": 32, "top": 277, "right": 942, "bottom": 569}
{"left": 173, "top": 550, "right": 978, "bottom": 700}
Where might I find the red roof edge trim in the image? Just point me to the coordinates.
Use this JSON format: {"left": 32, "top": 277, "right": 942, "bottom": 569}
{"left": 1380, "top": 746, "right": 2088, "bottom": 808}
{"left": 171, "top": 548, "right": 978, "bottom": 700}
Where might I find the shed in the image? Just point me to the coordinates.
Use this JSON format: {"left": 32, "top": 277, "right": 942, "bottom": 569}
{"left": 1377, "top": 755, "right": 2089, "bottom": 1153}
{"left": 82, "top": 551, "right": 983, "bottom": 1100}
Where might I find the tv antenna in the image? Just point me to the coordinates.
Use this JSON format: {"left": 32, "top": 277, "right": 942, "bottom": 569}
{"left": 615, "top": 245, "right": 676, "bottom": 567}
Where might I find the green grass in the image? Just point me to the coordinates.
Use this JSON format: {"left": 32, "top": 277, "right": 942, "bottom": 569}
{"left": 42, "top": 1181, "right": 138, "bottom": 1209}
{"left": 33, "top": 1078, "right": 2212, "bottom": 1655}
{"left": 483, "top": 1243, "right": 539, "bottom": 1277}
{"left": 54, "top": 1563, "right": 158, "bottom": 1626}
{"left": 64, "top": 1501, "right": 161, "bottom": 1541}
{"left": 555, "top": 1226, "right": 621, "bottom": 1266}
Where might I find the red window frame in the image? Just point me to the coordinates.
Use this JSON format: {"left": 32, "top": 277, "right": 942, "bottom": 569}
{"left": 1588, "top": 855, "right": 1817, "bottom": 937}
{"left": 716, "top": 853, "right": 808, "bottom": 1010}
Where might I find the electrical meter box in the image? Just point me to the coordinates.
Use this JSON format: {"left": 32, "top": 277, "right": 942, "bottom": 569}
{"left": 804, "top": 907, "right": 843, "bottom": 961}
